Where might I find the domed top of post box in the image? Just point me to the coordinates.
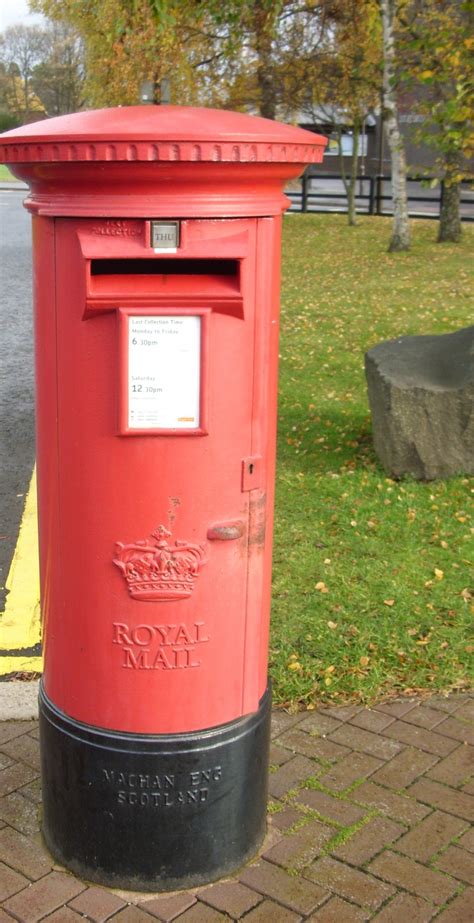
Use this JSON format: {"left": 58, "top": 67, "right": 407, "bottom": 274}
{"left": 1, "top": 105, "right": 326, "bottom": 217}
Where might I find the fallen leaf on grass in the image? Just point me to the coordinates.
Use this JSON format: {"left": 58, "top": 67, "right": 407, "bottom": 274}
{"left": 383, "top": 599, "right": 395, "bottom": 607}
{"left": 434, "top": 568, "right": 444, "bottom": 581}
{"left": 315, "top": 581, "right": 329, "bottom": 593}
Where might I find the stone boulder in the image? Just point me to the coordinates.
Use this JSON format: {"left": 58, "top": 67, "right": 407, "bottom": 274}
{"left": 365, "top": 326, "right": 474, "bottom": 480}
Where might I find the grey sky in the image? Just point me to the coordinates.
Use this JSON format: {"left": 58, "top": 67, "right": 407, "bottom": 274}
{"left": 1, "top": 0, "right": 45, "bottom": 31}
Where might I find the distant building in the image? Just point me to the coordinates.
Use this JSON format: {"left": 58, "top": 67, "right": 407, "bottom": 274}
{"left": 294, "top": 102, "right": 441, "bottom": 177}
{"left": 398, "top": 91, "right": 438, "bottom": 173}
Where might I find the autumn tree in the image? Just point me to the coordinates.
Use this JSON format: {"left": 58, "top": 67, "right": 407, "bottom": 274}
{"left": 222, "top": 1, "right": 383, "bottom": 227}
{"left": 0, "top": 24, "right": 48, "bottom": 121}
{"left": 29, "top": 0, "right": 239, "bottom": 107}
{"left": 293, "top": 0, "right": 382, "bottom": 226}
{"left": 218, "top": 0, "right": 287, "bottom": 119}
{"left": 31, "top": 21, "right": 84, "bottom": 116}
{"left": 29, "top": 0, "right": 328, "bottom": 116}
{"left": 398, "top": 0, "right": 474, "bottom": 243}
{"left": 212, "top": 1, "right": 330, "bottom": 121}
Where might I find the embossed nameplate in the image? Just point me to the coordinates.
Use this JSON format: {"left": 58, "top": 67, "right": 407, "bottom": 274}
{"left": 101, "top": 764, "right": 222, "bottom": 808}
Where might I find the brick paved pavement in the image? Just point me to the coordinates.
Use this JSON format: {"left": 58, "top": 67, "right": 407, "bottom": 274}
{"left": 0, "top": 693, "right": 471, "bottom": 921}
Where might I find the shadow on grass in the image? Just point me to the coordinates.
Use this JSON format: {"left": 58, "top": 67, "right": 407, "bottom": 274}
{"left": 277, "top": 406, "right": 381, "bottom": 477}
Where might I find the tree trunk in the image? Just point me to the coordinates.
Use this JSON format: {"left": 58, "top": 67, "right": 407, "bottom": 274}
{"left": 24, "top": 72, "right": 30, "bottom": 118}
{"left": 337, "top": 128, "right": 349, "bottom": 190}
{"left": 337, "top": 121, "right": 361, "bottom": 227}
{"left": 257, "top": 60, "right": 276, "bottom": 119}
{"left": 337, "top": 128, "right": 353, "bottom": 226}
{"left": 347, "top": 121, "right": 360, "bottom": 226}
{"left": 438, "top": 149, "right": 462, "bottom": 243}
{"left": 254, "top": 1, "right": 276, "bottom": 120}
{"left": 380, "top": 0, "right": 410, "bottom": 252}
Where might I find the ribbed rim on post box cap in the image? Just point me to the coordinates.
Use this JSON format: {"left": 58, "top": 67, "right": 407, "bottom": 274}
{"left": 0, "top": 105, "right": 327, "bottom": 164}
{"left": 1, "top": 106, "right": 327, "bottom": 217}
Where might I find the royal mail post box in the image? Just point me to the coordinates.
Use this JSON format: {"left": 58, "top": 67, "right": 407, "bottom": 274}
{"left": 1, "top": 107, "right": 326, "bottom": 890}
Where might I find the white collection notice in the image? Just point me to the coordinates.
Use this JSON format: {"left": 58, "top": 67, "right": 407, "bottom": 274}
{"left": 128, "top": 315, "right": 201, "bottom": 430}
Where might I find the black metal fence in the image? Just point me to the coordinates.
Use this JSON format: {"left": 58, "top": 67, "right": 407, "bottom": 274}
{"left": 287, "top": 174, "right": 474, "bottom": 222}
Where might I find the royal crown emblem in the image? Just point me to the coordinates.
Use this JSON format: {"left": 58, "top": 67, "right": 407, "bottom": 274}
{"left": 113, "top": 525, "right": 207, "bottom": 602}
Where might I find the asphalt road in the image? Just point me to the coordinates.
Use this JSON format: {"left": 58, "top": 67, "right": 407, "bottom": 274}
{"left": 0, "top": 189, "right": 35, "bottom": 607}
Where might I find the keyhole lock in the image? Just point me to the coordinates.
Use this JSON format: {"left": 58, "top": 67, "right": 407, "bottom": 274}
{"left": 242, "top": 456, "right": 262, "bottom": 491}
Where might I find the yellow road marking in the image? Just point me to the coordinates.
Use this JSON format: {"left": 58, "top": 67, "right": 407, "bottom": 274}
{"left": 0, "top": 468, "right": 42, "bottom": 674}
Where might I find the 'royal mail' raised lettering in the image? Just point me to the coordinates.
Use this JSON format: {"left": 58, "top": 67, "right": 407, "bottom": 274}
{"left": 112, "top": 621, "right": 210, "bottom": 671}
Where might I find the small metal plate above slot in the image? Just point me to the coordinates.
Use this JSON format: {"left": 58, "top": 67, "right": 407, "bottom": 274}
{"left": 150, "top": 221, "right": 180, "bottom": 250}
{"left": 242, "top": 456, "right": 263, "bottom": 491}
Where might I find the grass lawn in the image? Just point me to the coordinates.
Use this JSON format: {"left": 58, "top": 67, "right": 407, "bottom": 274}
{"left": 271, "top": 214, "right": 473, "bottom": 710}
{"left": 0, "top": 165, "right": 16, "bottom": 181}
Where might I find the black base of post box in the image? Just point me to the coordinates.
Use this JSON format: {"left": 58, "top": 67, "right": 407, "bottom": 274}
{"left": 39, "top": 683, "right": 271, "bottom": 891}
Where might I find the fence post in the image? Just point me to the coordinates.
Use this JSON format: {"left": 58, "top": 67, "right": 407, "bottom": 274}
{"left": 301, "top": 171, "right": 308, "bottom": 212}
{"left": 375, "top": 175, "right": 383, "bottom": 215}
{"left": 439, "top": 179, "right": 445, "bottom": 220}
{"left": 368, "top": 176, "right": 375, "bottom": 215}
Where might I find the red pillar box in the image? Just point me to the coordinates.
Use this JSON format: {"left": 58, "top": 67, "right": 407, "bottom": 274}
{"left": 1, "top": 107, "right": 326, "bottom": 890}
